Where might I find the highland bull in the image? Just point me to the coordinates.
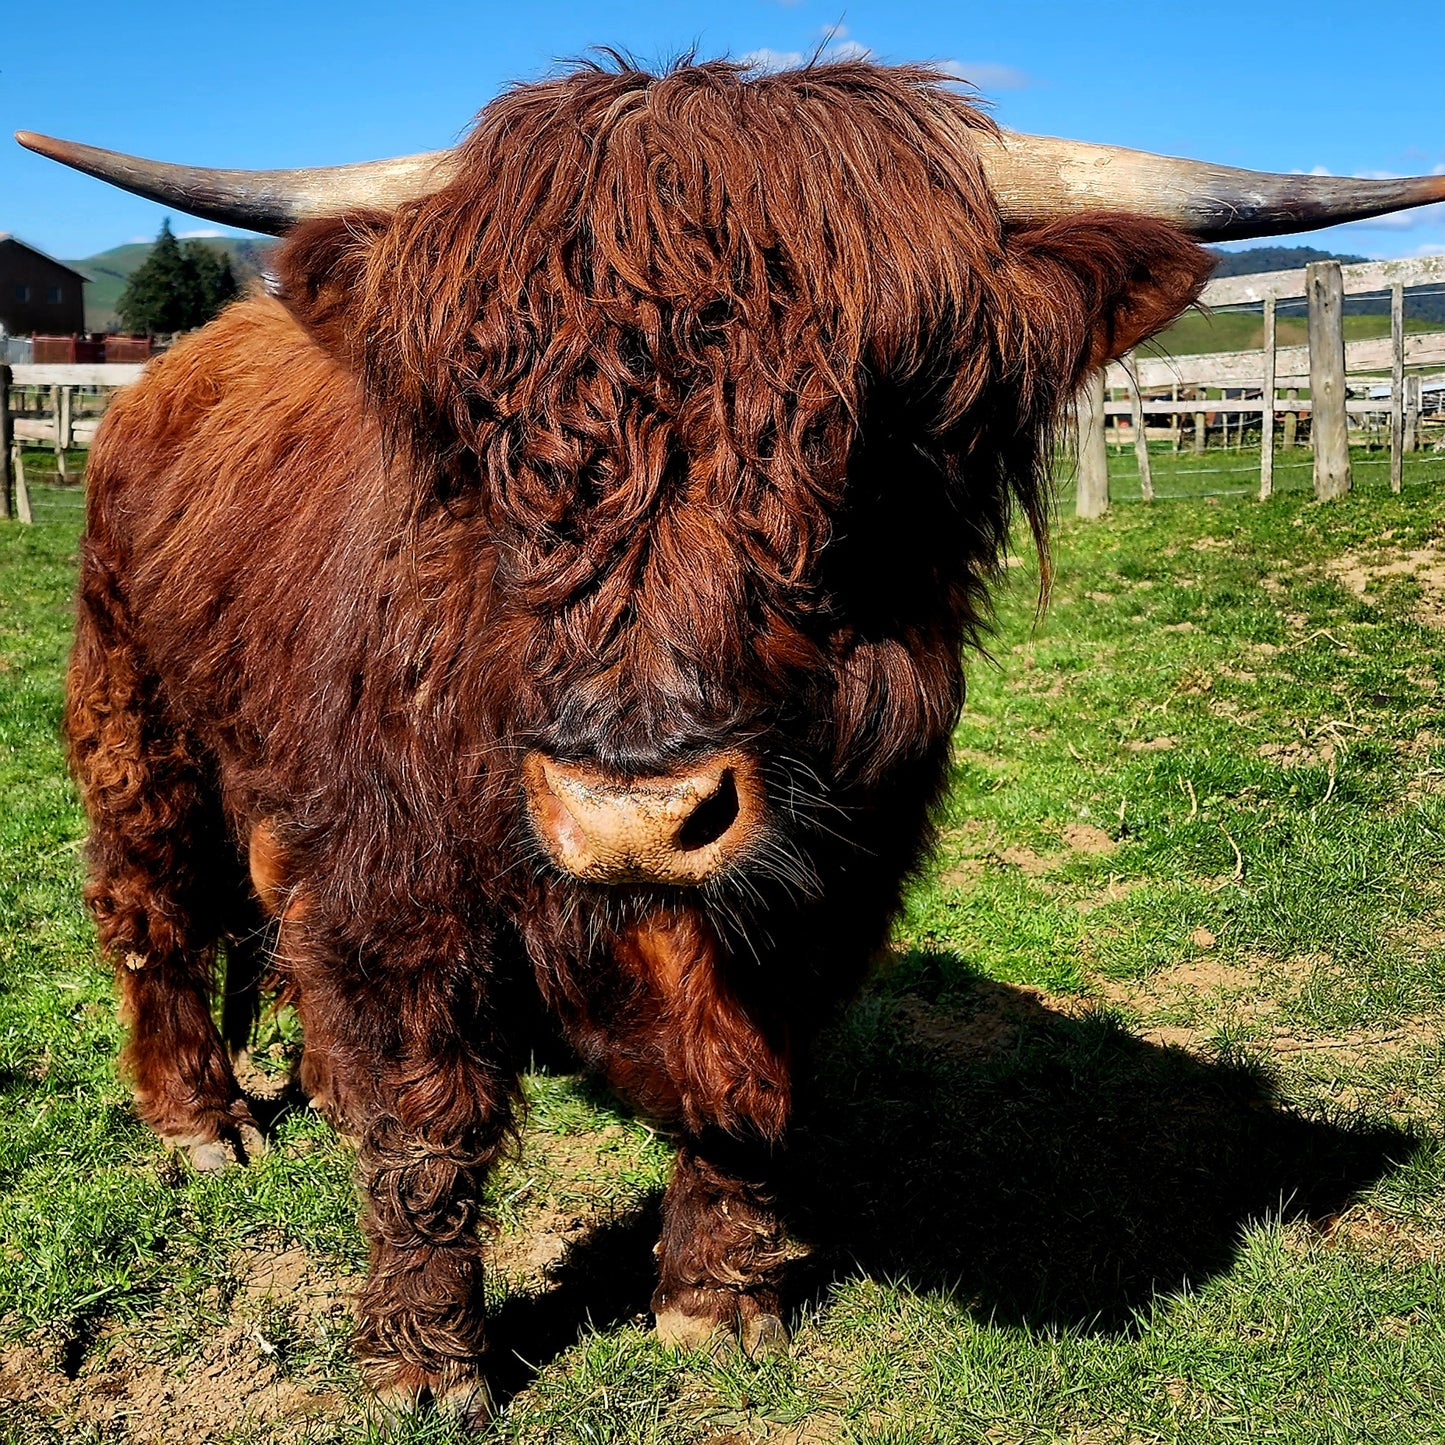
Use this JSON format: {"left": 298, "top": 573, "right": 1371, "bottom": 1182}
{"left": 20, "top": 58, "right": 1445, "bottom": 1424}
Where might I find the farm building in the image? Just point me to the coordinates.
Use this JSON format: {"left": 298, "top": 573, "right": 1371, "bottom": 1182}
{"left": 0, "top": 235, "right": 86, "bottom": 336}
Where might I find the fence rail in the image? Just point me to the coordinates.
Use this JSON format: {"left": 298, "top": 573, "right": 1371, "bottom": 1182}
{"left": 1077, "top": 251, "right": 1445, "bottom": 514}
{"left": 1107, "top": 332, "right": 1445, "bottom": 391}
{"left": 1199, "top": 253, "right": 1445, "bottom": 308}
{"left": 0, "top": 362, "right": 142, "bottom": 522}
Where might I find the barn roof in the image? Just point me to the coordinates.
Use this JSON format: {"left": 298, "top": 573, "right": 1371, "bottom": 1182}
{"left": 0, "top": 234, "right": 91, "bottom": 282}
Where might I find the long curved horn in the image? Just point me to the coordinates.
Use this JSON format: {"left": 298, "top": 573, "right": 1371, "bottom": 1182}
{"left": 17, "top": 126, "right": 1445, "bottom": 242}
{"left": 977, "top": 132, "right": 1445, "bottom": 240}
{"left": 13, "top": 131, "right": 462, "bottom": 236}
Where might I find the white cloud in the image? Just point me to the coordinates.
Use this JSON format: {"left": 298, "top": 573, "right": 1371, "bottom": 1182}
{"left": 177, "top": 227, "right": 227, "bottom": 239}
{"left": 740, "top": 47, "right": 806, "bottom": 72}
{"left": 1343, "top": 204, "right": 1445, "bottom": 231}
{"left": 742, "top": 41, "right": 1027, "bottom": 87}
{"left": 820, "top": 22, "right": 848, "bottom": 41}
{"left": 936, "top": 59, "right": 1031, "bottom": 91}
{"left": 741, "top": 36, "right": 872, "bottom": 71}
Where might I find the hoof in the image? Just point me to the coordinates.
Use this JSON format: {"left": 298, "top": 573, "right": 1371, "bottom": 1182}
{"left": 654, "top": 1308, "right": 736, "bottom": 1361}
{"left": 368, "top": 1365, "right": 492, "bottom": 1432}
{"left": 173, "top": 1119, "right": 268, "bottom": 1171}
{"left": 740, "top": 1312, "right": 790, "bottom": 1360}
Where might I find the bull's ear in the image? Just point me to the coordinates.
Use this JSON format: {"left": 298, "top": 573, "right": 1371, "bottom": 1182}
{"left": 1006, "top": 215, "right": 1216, "bottom": 380}
{"left": 271, "top": 212, "right": 390, "bottom": 367}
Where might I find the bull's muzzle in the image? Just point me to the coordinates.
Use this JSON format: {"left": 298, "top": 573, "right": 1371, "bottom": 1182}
{"left": 522, "top": 750, "right": 764, "bottom": 885}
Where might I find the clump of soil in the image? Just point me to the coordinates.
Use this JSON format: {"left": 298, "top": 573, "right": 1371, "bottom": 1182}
{"left": 1061, "top": 823, "right": 1116, "bottom": 855}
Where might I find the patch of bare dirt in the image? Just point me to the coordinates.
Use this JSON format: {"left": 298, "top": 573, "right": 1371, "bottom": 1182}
{"left": 1264, "top": 1020, "right": 1442, "bottom": 1062}
{"left": 999, "top": 845, "right": 1056, "bottom": 876}
{"left": 0, "top": 1244, "right": 353, "bottom": 1443}
{"left": 1326, "top": 545, "right": 1445, "bottom": 627}
{"left": 1061, "top": 823, "right": 1116, "bottom": 855}
{"left": 1098, "top": 956, "right": 1269, "bottom": 1009}
{"left": 1258, "top": 739, "right": 1336, "bottom": 769}
{"left": 983, "top": 824, "right": 1118, "bottom": 880}
{"left": 1125, "top": 736, "right": 1177, "bottom": 752}
{"left": 897, "top": 983, "right": 1093, "bottom": 1062}
{"left": 489, "top": 1127, "right": 636, "bottom": 1290}
{"left": 1284, "top": 1206, "right": 1444, "bottom": 1268}
{"left": 940, "top": 859, "right": 984, "bottom": 889}
{"left": 1095, "top": 948, "right": 1443, "bottom": 1061}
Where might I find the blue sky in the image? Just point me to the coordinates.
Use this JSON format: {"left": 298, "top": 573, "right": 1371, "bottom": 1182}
{"left": 4, "top": 0, "right": 1442, "bottom": 262}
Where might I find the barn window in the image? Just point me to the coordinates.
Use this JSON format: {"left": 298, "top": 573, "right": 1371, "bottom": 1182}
{"left": 47, "top": 286, "right": 62, "bottom": 304}
{"left": 13, "top": 285, "right": 28, "bottom": 302}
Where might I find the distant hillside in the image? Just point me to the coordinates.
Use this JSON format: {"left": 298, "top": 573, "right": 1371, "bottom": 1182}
{"left": 60, "top": 235, "right": 1445, "bottom": 336}
{"left": 1208, "top": 245, "right": 1371, "bottom": 278}
{"left": 66, "top": 235, "right": 274, "bottom": 331}
{"left": 1205, "top": 244, "right": 1445, "bottom": 323}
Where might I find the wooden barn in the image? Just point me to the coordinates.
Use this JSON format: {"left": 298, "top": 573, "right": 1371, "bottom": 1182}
{"left": 0, "top": 235, "right": 87, "bottom": 336}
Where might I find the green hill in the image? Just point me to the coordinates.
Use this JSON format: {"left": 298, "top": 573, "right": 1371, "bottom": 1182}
{"left": 1144, "top": 245, "right": 1445, "bottom": 358}
{"left": 66, "top": 235, "right": 273, "bottom": 331}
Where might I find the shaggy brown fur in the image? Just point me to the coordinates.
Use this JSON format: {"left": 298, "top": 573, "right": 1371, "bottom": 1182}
{"left": 65, "top": 57, "right": 1212, "bottom": 1416}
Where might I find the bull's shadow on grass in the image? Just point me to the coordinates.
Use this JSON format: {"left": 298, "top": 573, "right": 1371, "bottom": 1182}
{"left": 782, "top": 948, "right": 1419, "bottom": 1332}
{"left": 486, "top": 1204, "right": 663, "bottom": 1401}
{"left": 486, "top": 949, "right": 1417, "bottom": 1400}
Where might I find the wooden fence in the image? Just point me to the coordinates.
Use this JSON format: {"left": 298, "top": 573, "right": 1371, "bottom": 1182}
{"left": 0, "top": 363, "right": 143, "bottom": 522}
{"left": 1074, "top": 252, "right": 1445, "bottom": 517}
{"left": 8, "top": 255, "right": 1445, "bottom": 524}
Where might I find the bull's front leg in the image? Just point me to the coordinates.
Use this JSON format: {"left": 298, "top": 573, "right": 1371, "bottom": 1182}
{"left": 653, "top": 1130, "right": 792, "bottom": 1357}
{"left": 592, "top": 909, "right": 798, "bottom": 1357}
{"left": 294, "top": 931, "right": 516, "bottom": 1426}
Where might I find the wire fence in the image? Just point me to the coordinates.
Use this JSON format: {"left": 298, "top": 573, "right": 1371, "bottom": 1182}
{"left": 1056, "top": 442, "right": 1445, "bottom": 508}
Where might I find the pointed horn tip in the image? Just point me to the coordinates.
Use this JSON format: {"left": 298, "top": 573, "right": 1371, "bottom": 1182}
{"left": 15, "top": 131, "right": 73, "bottom": 163}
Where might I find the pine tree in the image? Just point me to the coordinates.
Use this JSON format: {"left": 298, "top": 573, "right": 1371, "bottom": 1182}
{"left": 183, "top": 243, "right": 239, "bottom": 320}
{"left": 116, "top": 219, "right": 189, "bottom": 334}
{"left": 116, "top": 221, "right": 244, "bottom": 335}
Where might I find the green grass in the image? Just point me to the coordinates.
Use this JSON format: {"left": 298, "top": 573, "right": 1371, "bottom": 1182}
{"left": 1147, "top": 308, "right": 1441, "bottom": 358}
{"left": 6, "top": 464, "right": 1445, "bottom": 1442}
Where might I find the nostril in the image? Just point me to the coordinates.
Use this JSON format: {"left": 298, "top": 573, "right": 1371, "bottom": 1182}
{"left": 675, "top": 768, "right": 740, "bottom": 851}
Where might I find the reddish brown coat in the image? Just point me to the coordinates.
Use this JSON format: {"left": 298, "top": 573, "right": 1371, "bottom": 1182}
{"left": 64, "top": 59, "right": 1211, "bottom": 1416}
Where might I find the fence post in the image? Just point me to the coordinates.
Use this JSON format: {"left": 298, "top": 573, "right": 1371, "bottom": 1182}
{"left": 1260, "top": 297, "right": 1277, "bottom": 500}
{"left": 0, "top": 365, "right": 12, "bottom": 521}
{"left": 1192, "top": 395, "right": 1207, "bottom": 455}
{"left": 1405, "top": 374, "right": 1421, "bottom": 453}
{"left": 1122, "top": 354, "right": 1153, "bottom": 502}
{"left": 58, "top": 385, "right": 73, "bottom": 482}
{"left": 1391, "top": 282, "right": 1405, "bottom": 493}
{"left": 49, "top": 384, "right": 65, "bottom": 483}
{"left": 1307, "top": 260, "right": 1351, "bottom": 501}
{"left": 1283, "top": 388, "right": 1299, "bottom": 449}
{"left": 1076, "top": 369, "right": 1109, "bottom": 519}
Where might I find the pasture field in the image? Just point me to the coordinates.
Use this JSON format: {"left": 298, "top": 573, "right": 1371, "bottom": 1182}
{"left": 1146, "top": 308, "right": 1442, "bottom": 358}
{"left": 6, "top": 450, "right": 1445, "bottom": 1443}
